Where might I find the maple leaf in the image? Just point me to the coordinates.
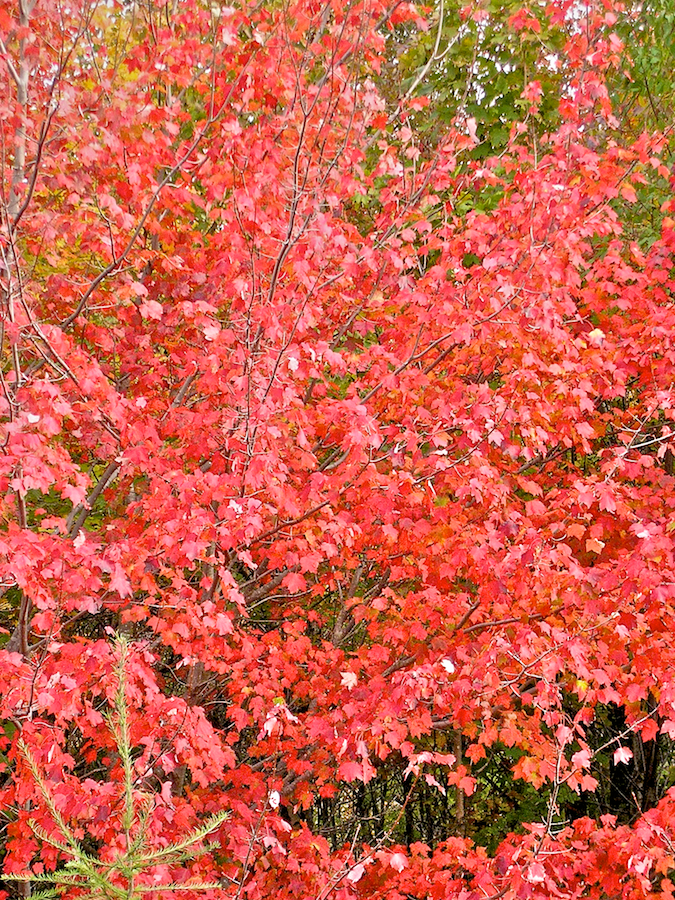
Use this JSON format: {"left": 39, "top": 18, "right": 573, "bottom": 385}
{"left": 347, "top": 863, "right": 367, "bottom": 883}
{"left": 341, "top": 672, "right": 358, "bottom": 691}
{"left": 109, "top": 566, "right": 132, "bottom": 599}
{"left": 389, "top": 852, "right": 408, "bottom": 873}
{"left": 613, "top": 746, "right": 633, "bottom": 765}
{"left": 283, "top": 573, "right": 307, "bottom": 593}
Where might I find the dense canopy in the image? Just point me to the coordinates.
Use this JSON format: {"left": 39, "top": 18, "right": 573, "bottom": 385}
{"left": 1, "top": 0, "right": 675, "bottom": 898}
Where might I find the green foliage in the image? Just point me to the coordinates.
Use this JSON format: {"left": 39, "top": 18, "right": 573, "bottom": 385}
{"left": 379, "top": 0, "right": 565, "bottom": 156}
{"left": 469, "top": 746, "right": 549, "bottom": 853}
{"left": 613, "top": 0, "right": 675, "bottom": 134}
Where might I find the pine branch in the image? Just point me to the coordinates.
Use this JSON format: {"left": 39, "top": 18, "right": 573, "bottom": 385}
{"left": 6, "top": 634, "right": 230, "bottom": 900}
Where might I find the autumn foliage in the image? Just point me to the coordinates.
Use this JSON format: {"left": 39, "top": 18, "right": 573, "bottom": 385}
{"left": 1, "top": 0, "right": 675, "bottom": 897}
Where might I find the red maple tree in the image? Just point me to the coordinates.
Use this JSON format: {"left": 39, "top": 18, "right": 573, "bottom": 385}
{"left": 1, "top": 0, "right": 675, "bottom": 898}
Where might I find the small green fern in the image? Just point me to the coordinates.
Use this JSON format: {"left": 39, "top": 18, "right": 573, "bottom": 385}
{"left": 1, "top": 636, "right": 228, "bottom": 899}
